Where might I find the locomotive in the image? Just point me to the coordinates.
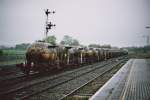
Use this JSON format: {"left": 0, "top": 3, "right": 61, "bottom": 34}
{"left": 17, "top": 42, "right": 128, "bottom": 75}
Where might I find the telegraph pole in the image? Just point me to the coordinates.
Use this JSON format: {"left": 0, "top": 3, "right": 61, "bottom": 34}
{"left": 44, "top": 9, "right": 56, "bottom": 41}
{"left": 144, "top": 26, "right": 150, "bottom": 46}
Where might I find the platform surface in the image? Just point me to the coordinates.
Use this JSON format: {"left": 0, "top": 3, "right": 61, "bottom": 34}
{"left": 90, "top": 59, "right": 150, "bottom": 100}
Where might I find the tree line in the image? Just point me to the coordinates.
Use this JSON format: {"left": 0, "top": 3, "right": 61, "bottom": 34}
{"left": 125, "top": 46, "right": 150, "bottom": 53}
{"left": 0, "top": 34, "right": 114, "bottom": 56}
{"left": 43, "top": 35, "right": 80, "bottom": 46}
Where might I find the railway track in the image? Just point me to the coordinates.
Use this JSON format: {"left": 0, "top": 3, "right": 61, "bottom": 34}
{"left": 61, "top": 60, "right": 127, "bottom": 100}
{"left": 30, "top": 59, "right": 127, "bottom": 100}
{"left": 0, "top": 59, "right": 111, "bottom": 93}
{"left": 28, "top": 57, "right": 127, "bottom": 100}
{"left": 0, "top": 64, "right": 21, "bottom": 77}
{"left": 0, "top": 71, "right": 42, "bottom": 93}
{"left": 0, "top": 61, "right": 105, "bottom": 84}
{"left": 0, "top": 56, "right": 128, "bottom": 100}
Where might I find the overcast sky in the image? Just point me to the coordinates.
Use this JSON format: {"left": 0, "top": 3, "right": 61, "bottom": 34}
{"left": 0, "top": 0, "right": 150, "bottom": 47}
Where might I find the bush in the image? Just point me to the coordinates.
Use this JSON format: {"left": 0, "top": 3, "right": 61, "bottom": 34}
{"left": 0, "top": 50, "right": 3, "bottom": 55}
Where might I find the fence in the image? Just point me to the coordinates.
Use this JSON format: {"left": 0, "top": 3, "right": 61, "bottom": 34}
{"left": 0, "top": 54, "right": 26, "bottom": 66}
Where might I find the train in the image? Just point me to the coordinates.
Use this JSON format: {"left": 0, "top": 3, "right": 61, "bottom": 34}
{"left": 16, "top": 42, "right": 128, "bottom": 75}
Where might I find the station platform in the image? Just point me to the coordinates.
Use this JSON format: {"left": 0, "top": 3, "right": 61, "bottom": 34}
{"left": 90, "top": 59, "right": 150, "bottom": 100}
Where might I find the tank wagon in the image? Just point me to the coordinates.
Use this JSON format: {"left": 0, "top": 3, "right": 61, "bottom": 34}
{"left": 17, "top": 42, "right": 128, "bottom": 75}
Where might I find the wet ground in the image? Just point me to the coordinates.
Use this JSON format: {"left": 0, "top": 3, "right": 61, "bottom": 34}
{"left": 90, "top": 59, "right": 150, "bottom": 100}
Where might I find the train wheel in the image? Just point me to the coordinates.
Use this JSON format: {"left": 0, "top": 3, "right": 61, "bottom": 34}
{"left": 22, "top": 66, "right": 30, "bottom": 75}
{"left": 25, "top": 69, "right": 30, "bottom": 75}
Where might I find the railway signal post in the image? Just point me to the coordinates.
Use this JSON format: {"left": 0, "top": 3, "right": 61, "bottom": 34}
{"left": 44, "top": 9, "right": 56, "bottom": 42}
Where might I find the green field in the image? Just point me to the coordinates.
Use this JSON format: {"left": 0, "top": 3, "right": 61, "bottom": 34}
{"left": 128, "top": 52, "right": 150, "bottom": 58}
{"left": 2, "top": 49, "right": 26, "bottom": 55}
{"left": 0, "top": 49, "right": 26, "bottom": 66}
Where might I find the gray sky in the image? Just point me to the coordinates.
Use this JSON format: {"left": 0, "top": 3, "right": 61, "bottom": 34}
{"left": 0, "top": 0, "right": 150, "bottom": 47}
